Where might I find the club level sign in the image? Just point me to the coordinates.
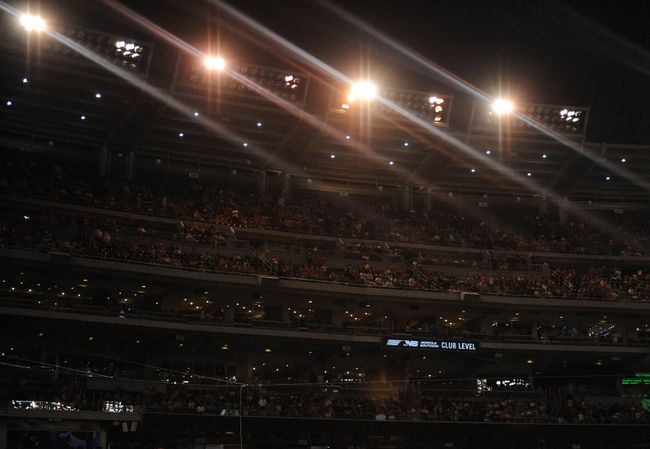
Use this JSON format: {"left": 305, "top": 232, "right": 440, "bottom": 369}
{"left": 383, "top": 337, "right": 479, "bottom": 352}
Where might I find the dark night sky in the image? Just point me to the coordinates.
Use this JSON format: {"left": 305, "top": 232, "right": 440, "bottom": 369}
{"left": 38, "top": 0, "right": 650, "bottom": 143}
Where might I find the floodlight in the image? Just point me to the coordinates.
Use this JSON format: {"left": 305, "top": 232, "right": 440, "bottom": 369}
{"left": 348, "top": 81, "right": 377, "bottom": 102}
{"left": 492, "top": 99, "right": 514, "bottom": 115}
{"left": 20, "top": 14, "right": 46, "bottom": 32}
{"left": 190, "top": 62, "right": 308, "bottom": 104}
{"left": 112, "top": 39, "right": 145, "bottom": 68}
{"left": 203, "top": 56, "right": 225, "bottom": 71}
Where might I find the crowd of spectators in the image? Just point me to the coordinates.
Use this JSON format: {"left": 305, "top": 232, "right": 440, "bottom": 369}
{"left": 2, "top": 380, "right": 648, "bottom": 425}
{"left": 1, "top": 158, "right": 647, "bottom": 256}
{"left": 2, "top": 212, "right": 650, "bottom": 301}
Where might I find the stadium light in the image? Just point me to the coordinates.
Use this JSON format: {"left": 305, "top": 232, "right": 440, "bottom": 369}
{"left": 203, "top": 55, "right": 225, "bottom": 71}
{"left": 347, "top": 81, "right": 377, "bottom": 102}
{"left": 492, "top": 98, "right": 514, "bottom": 115}
{"left": 20, "top": 14, "right": 46, "bottom": 32}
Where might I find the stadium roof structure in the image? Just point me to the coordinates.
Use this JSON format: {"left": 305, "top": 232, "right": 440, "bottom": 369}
{"left": 1, "top": 6, "right": 650, "bottom": 206}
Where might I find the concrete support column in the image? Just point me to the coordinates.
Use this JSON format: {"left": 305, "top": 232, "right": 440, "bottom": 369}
{"left": 237, "top": 354, "right": 250, "bottom": 381}
{"left": 258, "top": 169, "right": 267, "bottom": 198}
{"left": 282, "top": 174, "right": 292, "bottom": 202}
{"left": 559, "top": 196, "right": 569, "bottom": 225}
{"left": 280, "top": 305, "right": 290, "bottom": 322}
{"left": 479, "top": 318, "right": 493, "bottom": 334}
{"left": 0, "top": 421, "right": 7, "bottom": 449}
{"left": 379, "top": 360, "right": 388, "bottom": 382}
{"left": 160, "top": 294, "right": 181, "bottom": 314}
{"left": 99, "top": 429, "right": 107, "bottom": 449}
{"left": 538, "top": 195, "right": 547, "bottom": 216}
{"left": 0, "top": 421, "right": 9, "bottom": 449}
{"left": 224, "top": 304, "right": 235, "bottom": 324}
{"left": 98, "top": 145, "right": 110, "bottom": 177}
{"left": 401, "top": 185, "right": 413, "bottom": 211}
{"left": 331, "top": 303, "right": 344, "bottom": 326}
{"left": 125, "top": 151, "right": 135, "bottom": 180}
{"left": 424, "top": 187, "right": 433, "bottom": 212}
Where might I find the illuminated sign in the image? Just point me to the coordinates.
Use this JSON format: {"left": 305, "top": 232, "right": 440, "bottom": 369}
{"left": 383, "top": 337, "right": 479, "bottom": 352}
{"left": 622, "top": 373, "right": 650, "bottom": 385}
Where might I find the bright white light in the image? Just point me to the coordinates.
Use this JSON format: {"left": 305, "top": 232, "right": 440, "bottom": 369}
{"left": 22, "top": 77, "right": 28, "bottom": 84}
{"left": 242, "top": 142, "right": 248, "bottom": 147}
{"left": 492, "top": 99, "right": 514, "bottom": 115}
{"left": 345, "top": 135, "right": 351, "bottom": 140}
{"left": 470, "top": 168, "right": 476, "bottom": 173}
{"left": 284, "top": 75, "right": 294, "bottom": 82}
{"left": 203, "top": 56, "right": 225, "bottom": 71}
{"left": 403, "top": 142, "right": 409, "bottom": 147}
{"left": 80, "top": 115, "right": 86, "bottom": 120}
{"left": 20, "top": 14, "right": 46, "bottom": 32}
{"left": 527, "top": 172, "right": 532, "bottom": 177}
{"left": 485, "top": 149, "right": 491, "bottom": 155}
{"left": 621, "top": 157, "right": 626, "bottom": 163}
{"left": 330, "top": 154, "right": 336, "bottom": 159}
{"left": 348, "top": 81, "right": 377, "bottom": 102}
{"left": 178, "top": 132, "right": 184, "bottom": 138}
{"left": 389, "top": 161, "right": 394, "bottom": 166}
{"left": 542, "top": 154, "right": 547, "bottom": 159}
{"left": 256, "top": 122, "right": 262, "bottom": 127}
{"left": 6, "top": 100, "right": 12, "bottom": 107}
{"left": 605, "top": 176, "right": 611, "bottom": 181}
{"left": 95, "top": 92, "right": 102, "bottom": 99}
{"left": 193, "top": 111, "right": 199, "bottom": 117}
